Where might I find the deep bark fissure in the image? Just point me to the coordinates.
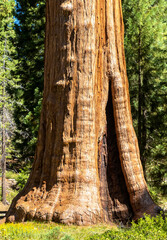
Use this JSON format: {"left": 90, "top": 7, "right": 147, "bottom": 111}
{"left": 98, "top": 82, "right": 132, "bottom": 223}
{"left": 106, "top": 83, "right": 132, "bottom": 221}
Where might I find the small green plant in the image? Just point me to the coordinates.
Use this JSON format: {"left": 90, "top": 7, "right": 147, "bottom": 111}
{"left": 6, "top": 170, "right": 18, "bottom": 181}
{"left": 148, "top": 185, "right": 160, "bottom": 203}
{"left": 16, "top": 171, "right": 29, "bottom": 190}
{"left": 42, "top": 227, "right": 60, "bottom": 239}
{"left": 61, "top": 235, "right": 74, "bottom": 240}
{"left": 6, "top": 189, "right": 18, "bottom": 203}
{"left": 16, "top": 165, "right": 31, "bottom": 190}
{"left": 88, "top": 214, "right": 167, "bottom": 240}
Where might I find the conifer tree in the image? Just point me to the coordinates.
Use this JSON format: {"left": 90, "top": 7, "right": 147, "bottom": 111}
{"left": 123, "top": 0, "right": 167, "bottom": 184}
{"left": 0, "top": 0, "right": 17, "bottom": 204}
{"left": 9, "top": 0, "right": 45, "bottom": 164}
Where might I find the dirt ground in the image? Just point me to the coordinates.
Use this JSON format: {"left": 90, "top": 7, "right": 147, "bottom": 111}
{"left": 0, "top": 202, "right": 9, "bottom": 211}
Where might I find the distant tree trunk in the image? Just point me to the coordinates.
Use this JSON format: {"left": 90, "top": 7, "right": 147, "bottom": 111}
{"left": 138, "top": 29, "right": 142, "bottom": 150}
{"left": 1, "top": 39, "right": 7, "bottom": 205}
{"left": 1, "top": 100, "right": 6, "bottom": 205}
{"left": 141, "top": 77, "right": 147, "bottom": 178}
{"left": 6, "top": 0, "right": 161, "bottom": 225}
{"left": 138, "top": 29, "right": 146, "bottom": 178}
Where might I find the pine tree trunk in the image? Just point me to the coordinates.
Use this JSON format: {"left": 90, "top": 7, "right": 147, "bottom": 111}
{"left": 138, "top": 29, "right": 146, "bottom": 178}
{"left": 6, "top": 0, "right": 161, "bottom": 225}
{"left": 1, "top": 103, "right": 6, "bottom": 205}
{"left": 1, "top": 39, "right": 7, "bottom": 205}
{"left": 141, "top": 81, "right": 147, "bottom": 178}
{"left": 138, "top": 30, "right": 142, "bottom": 151}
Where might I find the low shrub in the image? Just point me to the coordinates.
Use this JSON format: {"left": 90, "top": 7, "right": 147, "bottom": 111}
{"left": 6, "top": 189, "right": 18, "bottom": 203}
{"left": 89, "top": 214, "right": 167, "bottom": 240}
{"left": 6, "top": 171, "right": 18, "bottom": 181}
{"left": 12, "top": 164, "right": 31, "bottom": 190}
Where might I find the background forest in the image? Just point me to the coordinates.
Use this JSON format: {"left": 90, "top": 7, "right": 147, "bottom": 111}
{"left": 0, "top": 0, "right": 166, "bottom": 207}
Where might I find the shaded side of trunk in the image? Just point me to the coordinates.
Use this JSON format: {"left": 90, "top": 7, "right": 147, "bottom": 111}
{"left": 94, "top": 0, "right": 132, "bottom": 223}
{"left": 98, "top": 82, "right": 132, "bottom": 223}
{"left": 106, "top": 0, "right": 161, "bottom": 219}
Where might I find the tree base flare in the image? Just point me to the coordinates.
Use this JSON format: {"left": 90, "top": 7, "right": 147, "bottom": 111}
{"left": 133, "top": 204, "right": 163, "bottom": 221}
{"left": 7, "top": 201, "right": 104, "bottom": 225}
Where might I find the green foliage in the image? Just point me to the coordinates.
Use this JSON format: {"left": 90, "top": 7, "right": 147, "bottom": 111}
{"left": 43, "top": 227, "right": 73, "bottom": 240}
{"left": 89, "top": 215, "right": 167, "bottom": 240}
{"left": 6, "top": 189, "right": 18, "bottom": 204}
{"left": 0, "top": 223, "right": 111, "bottom": 240}
{"left": 16, "top": 166, "right": 30, "bottom": 190}
{"left": 0, "top": 216, "right": 166, "bottom": 240}
{"left": 122, "top": 0, "right": 167, "bottom": 189}
{"left": 0, "top": 186, "right": 17, "bottom": 203}
{"left": 6, "top": 167, "right": 30, "bottom": 190}
{"left": 5, "top": 170, "right": 18, "bottom": 180}
{"left": 0, "top": 0, "right": 17, "bottom": 160}
{"left": 8, "top": 0, "right": 45, "bottom": 164}
{"left": 0, "top": 223, "right": 73, "bottom": 240}
{"left": 43, "top": 227, "right": 61, "bottom": 240}
{"left": 148, "top": 185, "right": 161, "bottom": 203}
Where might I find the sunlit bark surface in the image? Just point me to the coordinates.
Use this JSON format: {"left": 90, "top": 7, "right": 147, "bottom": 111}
{"left": 6, "top": 0, "right": 161, "bottom": 225}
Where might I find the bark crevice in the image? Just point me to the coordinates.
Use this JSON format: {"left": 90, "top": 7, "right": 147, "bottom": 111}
{"left": 98, "top": 81, "right": 133, "bottom": 223}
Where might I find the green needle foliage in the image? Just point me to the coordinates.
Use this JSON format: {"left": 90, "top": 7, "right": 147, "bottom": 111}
{"left": 122, "top": 0, "right": 167, "bottom": 191}
{"left": 0, "top": 0, "right": 17, "bottom": 162}
{"left": 8, "top": 0, "right": 45, "bottom": 165}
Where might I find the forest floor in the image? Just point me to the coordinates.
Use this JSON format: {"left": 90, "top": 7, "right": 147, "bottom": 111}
{"left": 0, "top": 215, "right": 166, "bottom": 240}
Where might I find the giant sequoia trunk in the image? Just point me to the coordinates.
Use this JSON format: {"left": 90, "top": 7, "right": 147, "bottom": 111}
{"left": 6, "top": 0, "right": 161, "bottom": 225}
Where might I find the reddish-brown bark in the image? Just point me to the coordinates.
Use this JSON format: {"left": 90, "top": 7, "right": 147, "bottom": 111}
{"left": 6, "top": 0, "right": 161, "bottom": 225}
